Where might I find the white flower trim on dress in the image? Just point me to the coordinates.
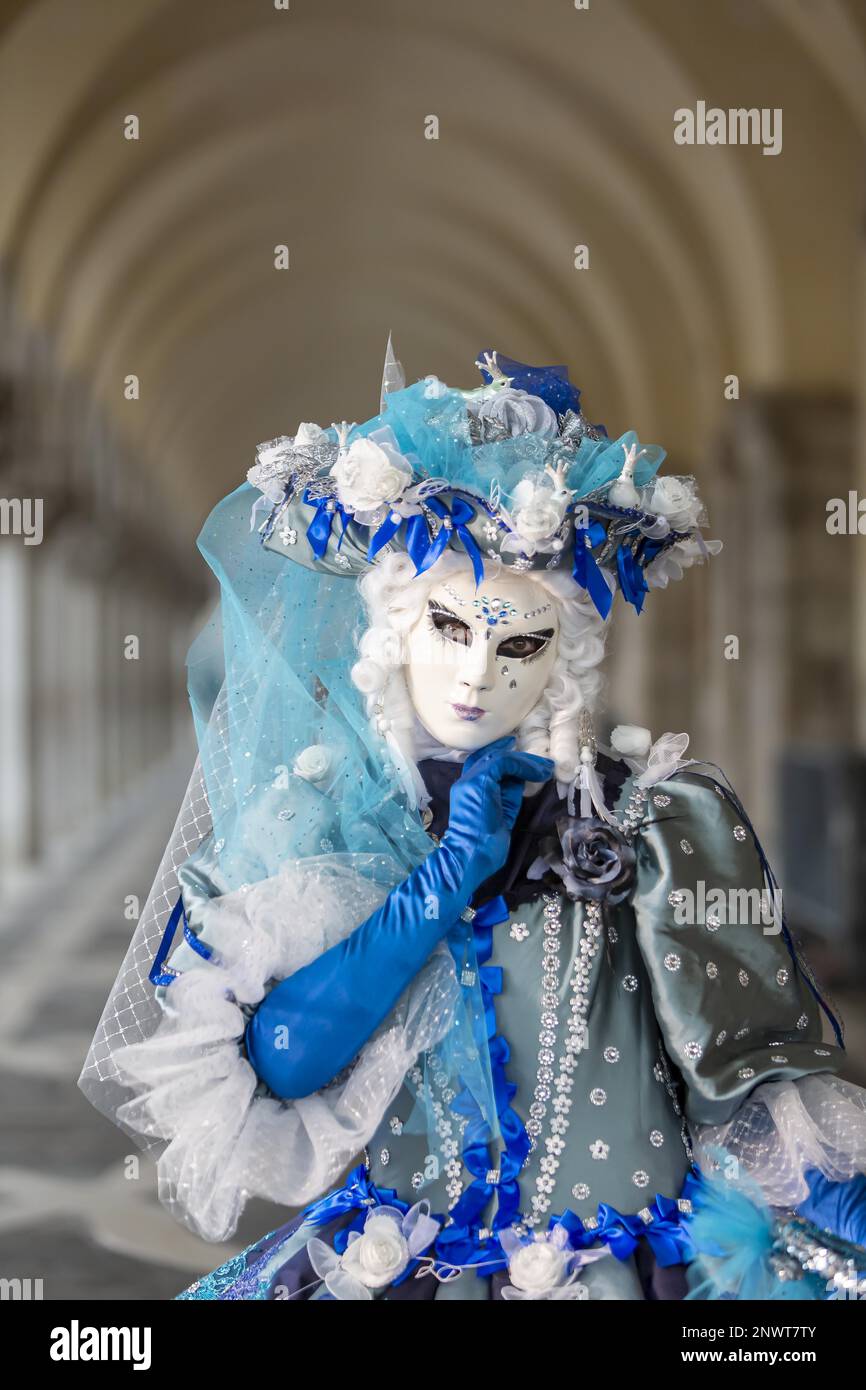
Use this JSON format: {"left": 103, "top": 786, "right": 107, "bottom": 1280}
{"left": 306, "top": 1202, "right": 440, "bottom": 1300}
{"left": 112, "top": 856, "right": 460, "bottom": 1242}
{"left": 292, "top": 743, "right": 336, "bottom": 785}
{"left": 690, "top": 1072, "right": 866, "bottom": 1209}
{"left": 498, "top": 1224, "right": 609, "bottom": 1301}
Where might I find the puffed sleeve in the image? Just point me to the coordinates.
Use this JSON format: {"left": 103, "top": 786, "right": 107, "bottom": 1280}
{"left": 630, "top": 769, "right": 866, "bottom": 1206}
{"left": 631, "top": 769, "right": 844, "bottom": 1129}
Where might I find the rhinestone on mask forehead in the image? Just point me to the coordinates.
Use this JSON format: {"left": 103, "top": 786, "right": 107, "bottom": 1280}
{"left": 472, "top": 594, "right": 519, "bottom": 626}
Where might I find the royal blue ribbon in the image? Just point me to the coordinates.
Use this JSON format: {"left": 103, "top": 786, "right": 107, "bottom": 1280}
{"left": 615, "top": 541, "right": 648, "bottom": 614}
{"left": 555, "top": 1189, "right": 696, "bottom": 1267}
{"left": 436, "top": 894, "right": 531, "bottom": 1269}
{"left": 572, "top": 520, "right": 613, "bottom": 619}
{"left": 409, "top": 495, "right": 485, "bottom": 588}
{"left": 303, "top": 490, "right": 353, "bottom": 560}
{"left": 366, "top": 509, "right": 405, "bottom": 561}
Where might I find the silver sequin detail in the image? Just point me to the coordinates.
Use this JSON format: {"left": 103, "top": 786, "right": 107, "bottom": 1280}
{"left": 572, "top": 1183, "right": 591, "bottom": 1201}
{"left": 510, "top": 922, "right": 529, "bottom": 942}
{"left": 679, "top": 839, "right": 693, "bottom": 855}
{"left": 815, "top": 1048, "right": 831, "bottom": 1057}
{"left": 706, "top": 913, "right": 720, "bottom": 932}
{"left": 733, "top": 825, "right": 747, "bottom": 842}
{"left": 632, "top": 1170, "right": 650, "bottom": 1188}
{"left": 716, "top": 1030, "right": 727, "bottom": 1046}
{"left": 622, "top": 975, "right": 638, "bottom": 993}
{"left": 379, "top": 1149, "right": 390, "bottom": 1166}
{"left": 706, "top": 962, "right": 719, "bottom": 979}
{"left": 411, "top": 1172, "right": 423, "bottom": 1190}
{"left": 664, "top": 953, "right": 681, "bottom": 972}
{"left": 668, "top": 890, "right": 685, "bottom": 907}
{"left": 772, "top": 1055, "right": 789, "bottom": 1065}
{"left": 653, "top": 793, "right": 671, "bottom": 808}
{"left": 797, "top": 1014, "right": 809, "bottom": 1030}
{"left": 738, "top": 969, "right": 750, "bottom": 987}
{"left": 776, "top": 968, "right": 789, "bottom": 986}
{"left": 590, "top": 1088, "right": 607, "bottom": 1106}
{"left": 604, "top": 1047, "right": 620, "bottom": 1064}
{"left": 650, "top": 1130, "right": 664, "bottom": 1148}
{"left": 738, "top": 1067, "right": 755, "bottom": 1080}
{"left": 684, "top": 1041, "right": 703, "bottom": 1060}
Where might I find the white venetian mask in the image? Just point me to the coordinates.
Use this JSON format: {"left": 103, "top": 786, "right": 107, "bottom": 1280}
{"left": 405, "top": 566, "right": 560, "bottom": 751}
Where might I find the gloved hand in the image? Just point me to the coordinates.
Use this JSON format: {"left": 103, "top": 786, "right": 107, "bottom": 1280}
{"left": 796, "top": 1167, "right": 866, "bottom": 1248}
{"left": 244, "top": 738, "right": 553, "bottom": 1100}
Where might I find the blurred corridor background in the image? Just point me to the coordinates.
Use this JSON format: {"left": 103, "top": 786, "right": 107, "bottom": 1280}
{"left": 1, "top": 0, "right": 866, "bottom": 1297}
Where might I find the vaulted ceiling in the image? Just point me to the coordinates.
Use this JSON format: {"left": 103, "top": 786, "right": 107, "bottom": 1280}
{"left": 1, "top": 0, "right": 864, "bottom": 532}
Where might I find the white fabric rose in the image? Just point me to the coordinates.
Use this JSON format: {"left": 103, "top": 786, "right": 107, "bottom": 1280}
{"left": 341, "top": 1214, "right": 410, "bottom": 1289}
{"left": 610, "top": 724, "right": 652, "bottom": 758}
{"left": 477, "top": 387, "right": 559, "bottom": 438}
{"left": 508, "top": 1239, "right": 571, "bottom": 1294}
{"left": 330, "top": 435, "right": 413, "bottom": 514}
{"left": 644, "top": 476, "right": 702, "bottom": 532}
{"left": 510, "top": 477, "right": 568, "bottom": 546}
{"left": 292, "top": 744, "right": 335, "bottom": 784}
{"left": 306, "top": 1202, "right": 441, "bottom": 1300}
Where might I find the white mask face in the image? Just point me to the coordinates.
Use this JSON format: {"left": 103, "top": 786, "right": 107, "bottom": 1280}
{"left": 405, "top": 566, "right": 560, "bottom": 750}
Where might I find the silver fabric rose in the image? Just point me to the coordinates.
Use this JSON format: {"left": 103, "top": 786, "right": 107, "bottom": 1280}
{"left": 530, "top": 815, "right": 636, "bottom": 904}
{"left": 476, "top": 387, "right": 559, "bottom": 438}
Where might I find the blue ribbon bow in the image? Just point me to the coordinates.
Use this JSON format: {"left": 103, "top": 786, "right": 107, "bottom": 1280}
{"left": 407, "top": 495, "right": 485, "bottom": 588}
{"left": 304, "top": 490, "right": 353, "bottom": 560}
{"left": 572, "top": 519, "right": 613, "bottom": 619}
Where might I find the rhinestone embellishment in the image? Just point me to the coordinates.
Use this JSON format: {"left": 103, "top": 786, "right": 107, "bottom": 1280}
{"left": 706, "top": 962, "right": 719, "bottom": 979}
{"left": 668, "top": 891, "right": 686, "bottom": 907}
{"left": 589, "top": 1088, "right": 607, "bottom": 1106}
{"left": 738, "top": 969, "right": 750, "bottom": 987}
{"left": 603, "top": 1046, "right": 620, "bottom": 1063}
{"left": 590, "top": 1140, "right": 610, "bottom": 1160}
{"left": 776, "top": 968, "right": 789, "bottom": 986}
{"left": 653, "top": 793, "right": 671, "bottom": 808}
{"left": 510, "top": 921, "right": 529, "bottom": 942}
{"left": 650, "top": 1130, "right": 664, "bottom": 1147}
{"left": 684, "top": 1041, "right": 703, "bottom": 1060}
{"left": 664, "top": 953, "right": 681, "bottom": 972}
{"left": 572, "top": 1183, "right": 591, "bottom": 1201}
{"left": 632, "top": 1170, "right": 650, "bottom": 1188}
{"left": 679, "top": 839, "right": 693, "bottom": 855}
{"left": 797, "top": 1014, "right": 809, "bottom": 1030}
{"left": 738, "top": 1067, "right": 755, "bottom": 1080}
{"left": 623, "top": 975, "right": 638, "bottom": 993}
{"left": 733, "top": 825, "right": 747, "bottom": 841}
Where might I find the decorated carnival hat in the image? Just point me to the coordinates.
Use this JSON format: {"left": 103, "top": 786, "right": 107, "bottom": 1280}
{"left": 246, "top": 343, "right": 720, "bottom": 618}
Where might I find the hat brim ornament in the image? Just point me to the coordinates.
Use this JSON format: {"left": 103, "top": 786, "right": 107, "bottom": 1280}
{"left": 247, "top": 344, "right": 721, "bottom": 617}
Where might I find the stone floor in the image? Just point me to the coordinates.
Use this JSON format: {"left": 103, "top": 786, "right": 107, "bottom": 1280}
{"left": 1, "top": 764, "right": 865, "bottom": 1301}
{"left": 0, "top": 763, "right": 290, "bottom": 1301}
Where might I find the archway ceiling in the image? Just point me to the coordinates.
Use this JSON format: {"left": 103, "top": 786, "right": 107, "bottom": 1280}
{"left": 0, "top": 0, "right": 863, "bottom": 531}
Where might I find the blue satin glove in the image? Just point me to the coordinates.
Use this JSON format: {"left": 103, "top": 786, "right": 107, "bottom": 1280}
{"left": 244, "top": 738, "right": 553, "bottom": 1099}
{"left": 796, "top": 1168, "right": 866, "bottom": 1248}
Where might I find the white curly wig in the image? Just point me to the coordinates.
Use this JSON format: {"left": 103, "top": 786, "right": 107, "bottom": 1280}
{"left": 350, "top": 551, "right": 609, "bottom": 799}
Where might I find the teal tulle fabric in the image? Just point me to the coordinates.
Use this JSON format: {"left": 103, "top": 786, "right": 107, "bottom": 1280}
{"left": 351, "top": 378, "right": 665, "bottom": 509}
{"left": 180, "top": 480, "right": 502, "bottom": 1150}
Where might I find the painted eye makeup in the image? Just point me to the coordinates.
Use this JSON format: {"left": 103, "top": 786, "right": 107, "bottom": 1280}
{"left": 496, "top": 629, "right": 555, "bottom": 660}
{"left": 427, "top": 602, "right": 473, "bottom": 647}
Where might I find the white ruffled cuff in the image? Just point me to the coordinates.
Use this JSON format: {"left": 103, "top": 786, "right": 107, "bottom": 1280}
{"left": 112, "top": 857, "right": 460, "bottom": 1241}
{"left": 690, "top": 1071, "right": 866, "bottom": 1209}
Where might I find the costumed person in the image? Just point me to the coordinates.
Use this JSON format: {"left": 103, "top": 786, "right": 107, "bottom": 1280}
{"left": 79, "top": 346, "right": 866, "bottom": 1301}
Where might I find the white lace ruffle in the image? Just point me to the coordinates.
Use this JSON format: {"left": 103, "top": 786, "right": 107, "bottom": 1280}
{"left": 112, "top": 857, "right": 460, "bottom": 1242}
{"left": 691, "top": 1072, "right": 866, "bottom": 1208}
